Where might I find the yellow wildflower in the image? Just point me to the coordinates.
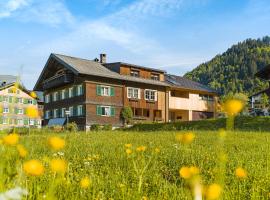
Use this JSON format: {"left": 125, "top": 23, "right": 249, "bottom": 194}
{"left": 176, "top": 132, "right": 195, "bottom": 144}
{"left": 17, "top": 144, "right": 27, "bottom": 158}
{"left": 125, "top": 143, "right": 132, "bottom": 148}
{"left": 126, "top": 149, "right": 132, "bottom": 155}
{"left": 179, "top": 166, "right": 200, "bottom": 179}
{"left": 136, "top": 146, "right": 146, "bottom": 152}
{"left": 80, "top": 177, "right": 91, "bottom": 188}
{"left": 50, "top": 159, "right": 67, "bottom": 173}
{"left": 206, "top": 184, "right": 222, "bottom": 200}
{"left": 48, "top": 136, "right": 65, "bottom": 150}
{"left": 23, "top": 160, "right": 44, "bottom": 176}
{"left": 2, "top": 133, "right": 19, "bottom": 146}
{"left": 30, "top": 91, "right": 37, "bottom": 98}
{"left": 26, "top": 106, "right": 39, "bottom": 118}
{"left": 0, "top": 139, "right": 3, "bottom": 145}
{"left": 223, "top": 99, "right": 243, "bottom": 116}
{"left": 235, "top": 167, "right": 247, "bottom": 179}
{"left": 189, "top": 166, "right": 200, "bottom": 175}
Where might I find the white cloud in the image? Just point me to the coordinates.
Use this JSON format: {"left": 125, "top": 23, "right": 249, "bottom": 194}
{"left": 0, "top": 0, "right": 74, "bottom": 26}
{"left": 0, "top": 0, "right": 29, "bottom": 18}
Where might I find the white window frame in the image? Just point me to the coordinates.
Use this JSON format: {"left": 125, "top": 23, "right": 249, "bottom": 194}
{"left": 100, "top": 106, "right": 111, "bottom": 116}
{"left": 45, "top": 95, "right": 50, "bottom": 103}
{"left": 69, "top": 87, "right": 74, "bottom": 98}
{"left": 53, "top": 109, "right": 58, "bottom": 118}
{"left": 151, "top": 74, "right": 159, "bottom": 81}
{"left": 3, "top": 107, "right": 9, "bottom": 113}
{"left": 77, "top": 85, "right": 83, "bottom": 96}
{"left": 77, "top": 105, "right": 83, "bottom": 116}
{"left": 3, "top": 118, "right": 8, "bottom": 125}
{"left": 61, "top": 108, "right": 66, "bottom": 118}
{"left": 127, "top": 87, "right": 140, "bottom": 99}
{"left": 3, "top": 96, "right": 8, "bottom": 103}
{"left": 53, "top": 92, "right": 58, "bottom": 102}
{"left": 29, "top": 119, "right": 35, "bottom": 126}
{"left": 144, "top": 89, "right": 157, "bottom": 101}
{"left": 101, "top": 86, "right": 110, "bottom": 96}
{"left": 61, "top": 90, "right": 66, "bottom": 100}
{"left": 69, "top": 106, "right": 73, "bottom": 117}
{"left": 18, "top": 108, "right": 23, "bottom": 115}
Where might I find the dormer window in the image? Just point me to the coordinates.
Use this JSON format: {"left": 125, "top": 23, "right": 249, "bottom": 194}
{"left": 151, "top": 73, "right": 159, "bottom": 81}
{"left": 130, "top": 70, "right": 139, "bottom": 77}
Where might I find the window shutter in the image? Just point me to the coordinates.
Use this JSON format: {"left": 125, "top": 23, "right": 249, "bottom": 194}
{"left": 9, "top": 96, "right": 12, "bottom": 103}
{"left": 110, "top": 87, "right": 115, "bottom": 96}
{"left": 138, "top": 89, "right": 141, "bottom": 99}
{"left": 23, "top": 98, "right": 28, "bottom": 104}
{"left": 0, "top": 96, "right": 2, "bottom": 102}
{"left": 24, "top": 119, "right": 28, "bottom": 125}
{"left": 96, "top": 85, "right": 101, "bottom": 96}
{"left": 110, "top": 107, "right": 115, "bottom": 116}
{"left": 155, "top": 91, "right": 158, "bottom": 101}
{"left": 33, "top": 100, "right": 37, "bottom": 105}
{"left": 15, "top": 98, "right": 19, "bottom": 103}
{"left": 81, "top": 85, "right": 84, "bottom": 95}
{"left": 73, "top": 87, "right": 77, "bottom": 97}
{"left": 15, "top": 108, "right": 18, "bottom": 114}
{"left": 96, "top": 106, "right": 102, "bottom": 115}
{"left": 14, "top": 119, "right": 18, "bottom": 125}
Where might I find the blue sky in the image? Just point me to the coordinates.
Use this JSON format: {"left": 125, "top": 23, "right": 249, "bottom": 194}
{"left": 0, "top": 0, "right": 270, "bottom": 89}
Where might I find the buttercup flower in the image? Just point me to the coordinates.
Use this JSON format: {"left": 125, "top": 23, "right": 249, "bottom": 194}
{"left": 235, "top": 167, "right": 247, "bottom": 179}
{"left": 126, "top": 149, "right": 132, "bottom": 155}
{"left": 80, "top": 177, "right": 91, "bottom": 188}
{"left": 23, "top": 160, "right": 44, "bottom": 176}
{"left": 179, "top": 166, "right": 200, "bottom": 179}
{"left": 26, "top": 107, "right": 38, "bottom": 118}
{"left": 223, "top": 99, "right": 243, "bottom": 116}
{"left": 17, "top": 144, "right": 27, "bottom": 158}
{"left": 125, "top": 144, "right": 132, "bottom": 148}
{"left": 206, "top": 184, "right": 222, "bottom": 200}
{"left": 176, "top": 132, "right": 195, "bottom": 144}
{"left": 3, "top": 133, "right": 19, "bottom": 146}
{"left": 136, "top": 146, "right": 146, "bottom": 152}
{"left": 50, "top": 159, "right": 67, "bottom": 173}
{"left": 48, "top": 136, "right": 65, "bottom": 150}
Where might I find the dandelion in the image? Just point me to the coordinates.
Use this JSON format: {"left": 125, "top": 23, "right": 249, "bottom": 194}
{"left": 48, "top": 136, "right": 65, "bottom": 150}
{"left": 2, "top": 133, "right": 19, "bottom": 146}
{"left": 176, "top": 132, "right": 195, "bottom": 144}
{"left": 125, "top": 143, "right": 132, "bottom": 148}
{"left": 235, "top": 167, "right": 247, "bottom": 179}
{"left": 23, "top": 160, "right": 44, "bottom": 176}
{"left": 17, "top": 144, "right": 27, "bottom": 158}
{"left": 50, "top": 159, "right": 67, "bottom": 174}
{"left": 136, "top": 146, "right": 146, "bottom": 152}
{"left": 223, "top": 99, "right": 243, "bottom": 116}
{"left": 26, "top": 106, "right": 39, "bottom": 118}
{"left": 80, "top": 177, "right": 91, "bottom": 188}
{"left": 126, "top": 149, "right": 132, "bottom": 155}
{"left": 179, "top": 166, "right": 199, "bottom": 179}
{"left": 206, "top": 184, "right": 222, "bottom": 200}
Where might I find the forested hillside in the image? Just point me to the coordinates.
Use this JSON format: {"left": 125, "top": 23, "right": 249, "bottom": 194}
{"left": 184, "top": 36, "right": 270, "bottom": 95}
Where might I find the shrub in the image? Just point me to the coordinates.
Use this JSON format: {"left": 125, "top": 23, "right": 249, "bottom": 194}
{"left": 121, "top": 107, "right": 133, "bottom": 125}
{"left": 103, "top": 124, "right": 112, "bottom": 131}
{"left": 66, "top": 122, "right": 78, "bottom": 132}
{"left": 90, "top": 124, "right": 102, "bottom": 131}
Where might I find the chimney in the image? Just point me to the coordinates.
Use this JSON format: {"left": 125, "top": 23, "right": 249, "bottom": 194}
{"left": 100, "top": 53, "right": 106, "bottom": 63}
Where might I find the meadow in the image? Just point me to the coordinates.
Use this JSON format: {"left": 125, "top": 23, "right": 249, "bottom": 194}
{"left": 1, "top": 129, "right": 270, "bottom": 200}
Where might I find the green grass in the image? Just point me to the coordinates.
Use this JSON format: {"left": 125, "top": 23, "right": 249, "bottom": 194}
{"left": 1, "top": 130, "right": 270, "bottom": 199}
{"left": 129, "top": 116, "right": 270, "bottom": 132}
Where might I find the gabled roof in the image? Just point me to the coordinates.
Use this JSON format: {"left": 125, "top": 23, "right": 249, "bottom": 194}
{"left": 34, "top": 53, "right": 169, "bottom": 91}
{"left": 0, "top": 75, "right": 17, "bottom": 87}
{"left": 165, "top": 74, "right": 217, "bottom": 94}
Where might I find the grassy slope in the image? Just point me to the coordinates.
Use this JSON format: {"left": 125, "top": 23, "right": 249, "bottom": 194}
{"left": 1, "top": 130, "right": 270, "bottom": 199}
{"left": 128, "top": 116, "right": 270, "bottom": 132}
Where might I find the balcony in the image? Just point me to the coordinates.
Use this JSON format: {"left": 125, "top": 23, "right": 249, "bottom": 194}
{"left": 43, "top": 73, "right": 74, "bottom": 90}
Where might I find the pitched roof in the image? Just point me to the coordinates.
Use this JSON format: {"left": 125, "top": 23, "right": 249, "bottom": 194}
{"left": 165, "top": 74, "right": 217, "bottom": 94}
{"left": 52, "top": 54, "right": 169, "bottom": 87}
{"left": 0, "top": 75, "right": 17, "bottom": 86}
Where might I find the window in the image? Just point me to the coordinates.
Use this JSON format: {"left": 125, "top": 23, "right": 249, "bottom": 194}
{"left": 145, "top": 90, "right": 157, "bottom": 101}
{"left": 53, "top": 109, "right": 58, "bottom": 118}
{"left": 3, "top": 118, "right": 8, "bottom": 125}
{"left": 77, "top": 105, "right": 83, "bottom": 116}
{"left": 3, "top": 107, "right": 9, "bottom": 113}
{"left": 151, "top": 74, "right": 160, "bottom": 81}
{"left": 45, "top": 95, "right": 50, "bottom": 103}
{"left": 18, "top": 109, "right": 23, "bottom": 115}
{"left": 96, "top": 106, "right": 115, "bottom": 117}
{"left": 130, "top": 70, "right": 139, "bottom": 77}
{"left": 96, "top": 85, "right": 115, "bottom": 96}
{"left": 29, "top": 119, "right": 35, "bottom": 126}
{"left": 69, "top": 87, "right": 74, "bottom": 98}
{"left": 77, "top": 85, "right": 83, "bottom": 96}
{"left": 69, "top": 107, "right": 73, "bottom": 117}
{"left": 61, "top": 90, "right": 66, "bottom": 100}
{"left": 45, "top": 110, "right": 50, "bottom": 119}
{"left": 53, "top": 92, "right": 58, "bottom": 102}
{"left": 17, "top": 119, "right": 23, "bottom": 126}
{"left": 199, "top": 94, "right": 214, "bottom": 101}
{"left": 61, "top": 108, "right": 66, "bottom": 118}
{"left": 127, "top": 87, "right": 140, "bottom": 99}
{"left": 18, "top": 98, "right": 23, "bottom": 104}
{"left": 3, "top": 96, "right": 8, "bottom": 102}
